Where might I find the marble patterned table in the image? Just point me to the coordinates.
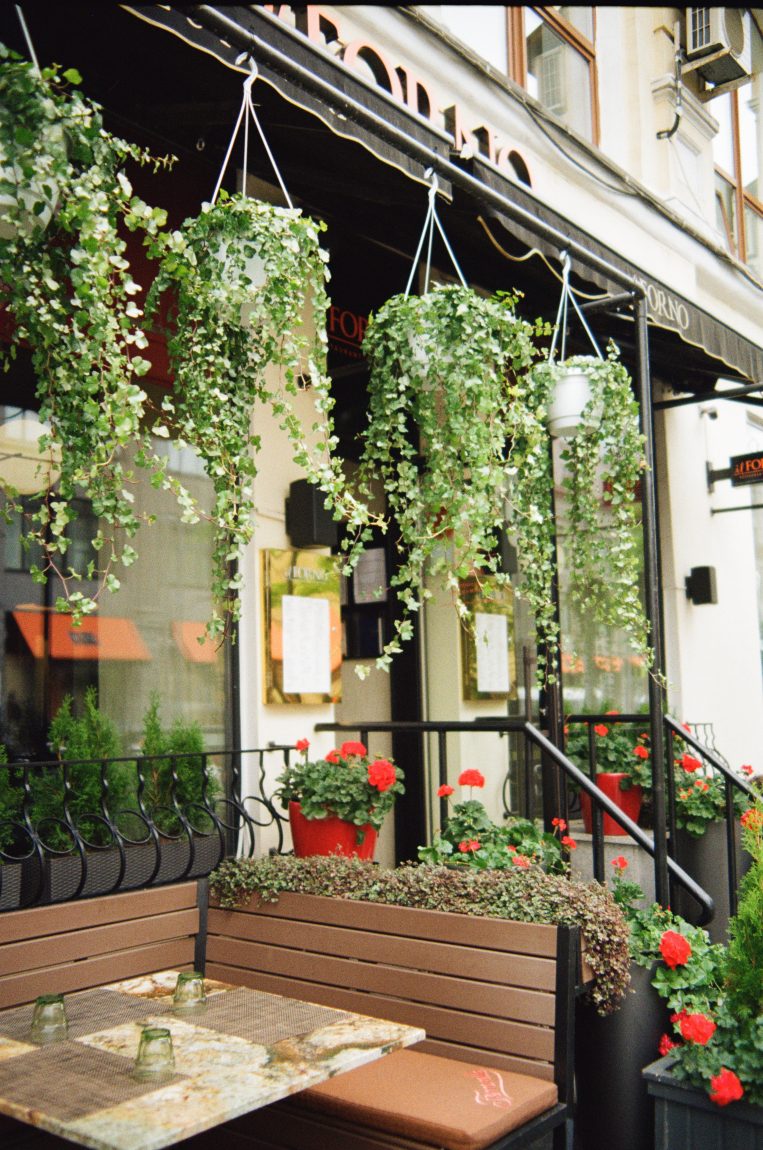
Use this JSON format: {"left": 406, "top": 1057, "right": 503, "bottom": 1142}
{"left": 0, "top": 969, "right": 425, "bottom": 1150}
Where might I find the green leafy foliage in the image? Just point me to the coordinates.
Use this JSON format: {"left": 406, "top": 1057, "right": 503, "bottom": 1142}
{"left": 277, "top": 741, "right": 404, "bottom": 836}
{"left": 138, "top": 693, "right": 217, "bottom": 833}
{"left": 525, "top": 347, "right": 652, "bottom": 674}
{"left": 208, "top": 854, "right": 631, "bottom": 1016}
{"left": 146, "top": 194, "right": 375, "bottom": 640}
{"left": 0, "top": 46, "right": 173, "bottom": 619}
{"left": 353, "top": 284, "right": 547, "bottom": 675}
{"left": 0, "top": 744, "right": 22, "bottom": 854}
{"left": 418, "top": 797, "right": 567, "bottom": 874}
{"left": 672, "top": 742, "right": 748, "bottom": 837}
{"left": 564, "top": 714, "right": 652, "bottom": 794}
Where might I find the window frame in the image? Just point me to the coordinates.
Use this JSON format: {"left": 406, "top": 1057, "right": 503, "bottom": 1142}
{"left": 715, "top": 89, "right": 762, "bottom": 268}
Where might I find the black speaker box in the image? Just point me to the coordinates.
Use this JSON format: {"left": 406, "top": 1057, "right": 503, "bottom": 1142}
{"left": 285, "top": 479, "right": 338, "bottom": 548}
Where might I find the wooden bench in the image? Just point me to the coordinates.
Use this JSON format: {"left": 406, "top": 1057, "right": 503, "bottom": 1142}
{"left": 205, "top": 891, "right": 584, "bottom": 1150}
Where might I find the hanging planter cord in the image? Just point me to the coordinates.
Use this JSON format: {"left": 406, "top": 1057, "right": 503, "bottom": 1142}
{"left": 211, "top": 58, "right": 293, "bottom": 208}
{"left": 404, "top": 169, "right": 468, "bottom": 297}
{"left": 549, "top": 251, "right": 603, "bottom": 363}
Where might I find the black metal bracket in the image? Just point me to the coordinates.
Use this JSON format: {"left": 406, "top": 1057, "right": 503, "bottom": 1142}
{"left": 706, "top": 461, "right": 731, "bottom": 492}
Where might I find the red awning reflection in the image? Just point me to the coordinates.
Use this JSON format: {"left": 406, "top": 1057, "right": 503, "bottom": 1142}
{"left": 172, "top": 621, "right": 219, "bottom": 665}
{"left": 11, "top": 608, "right": 151, "bottom": 662}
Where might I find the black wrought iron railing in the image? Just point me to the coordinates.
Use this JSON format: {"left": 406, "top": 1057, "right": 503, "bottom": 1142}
{"left": 0, "top": 746, "right": 294, "bottom": 910}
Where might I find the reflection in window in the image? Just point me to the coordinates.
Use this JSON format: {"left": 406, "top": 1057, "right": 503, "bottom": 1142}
{"left": 711, "top": 87, "right": 763, "bottom": 272}
{"left": 524, "top": 9, "right": 593, "bottom": 140}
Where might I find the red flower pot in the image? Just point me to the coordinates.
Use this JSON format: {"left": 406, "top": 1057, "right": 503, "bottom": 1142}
{"left": 579, "top": 773, "right": 643, "bottom": 837}
{"left": 288, "top": 801, "right": 378, "bottom": 860}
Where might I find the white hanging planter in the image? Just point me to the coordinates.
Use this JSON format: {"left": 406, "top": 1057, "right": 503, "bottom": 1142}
{"left": 547, "top": 367, "right": 594, "bottom": 438}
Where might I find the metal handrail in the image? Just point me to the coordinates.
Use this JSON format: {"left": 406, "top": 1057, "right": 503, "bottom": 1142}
{"left": 315, "top": 716, "right": 715, "bottom": 924}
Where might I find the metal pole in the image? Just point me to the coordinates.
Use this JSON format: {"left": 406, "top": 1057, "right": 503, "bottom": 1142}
{"left": 634, "top": 296, "right": 669, "bottom": 906}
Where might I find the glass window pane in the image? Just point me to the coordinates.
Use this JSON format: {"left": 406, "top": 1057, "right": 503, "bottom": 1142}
{"left": 712, "top": 93, "right": 736, "bottom": 177}
{"left": 432, "top": 5, "right": 508, "bottom": 72}
{"left": 738, "top": 87, "right": 760, "bottom": 204}
{"left": 525, "top": 10, "right": 593, "bottom": 140}
{"left": 549, "top": 6, "right": 594, "bottom": 41}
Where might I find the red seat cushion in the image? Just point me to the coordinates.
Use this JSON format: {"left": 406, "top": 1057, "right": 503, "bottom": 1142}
{"left": 298, "top": 1049, "right": 559, "bottom": 1150}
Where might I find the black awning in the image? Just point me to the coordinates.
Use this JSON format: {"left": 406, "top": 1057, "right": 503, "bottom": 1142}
{"left": 127, "top": 3, "right": 763, "bottom": 387}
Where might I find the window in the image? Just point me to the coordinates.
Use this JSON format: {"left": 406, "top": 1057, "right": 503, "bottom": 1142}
{"left": 713, "top": 88, "right": 762, "bottom": 278}
{"left": 432, "top": 7, "right": 597, "bottom": 143}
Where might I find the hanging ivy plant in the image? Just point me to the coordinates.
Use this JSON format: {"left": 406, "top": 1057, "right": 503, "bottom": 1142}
{"left": 525, "top": 346, "right": 652, "bottom": 671}
{"left": 0, "top": 46, "right": 171, "bottom": 618}
{"left": 353, "top": 282, "right": 553, "bottom": 673}
{"left": 146, "top": 193, "right": 373, "bottom": 639}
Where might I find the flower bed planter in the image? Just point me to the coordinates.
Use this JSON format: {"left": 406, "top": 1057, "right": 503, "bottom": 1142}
{"left": 644, "top": 1055, "right": 763, "bottom": 1147}
{"left": 673, "top": 820, "right": 749, "bottom": 943}
{"left": 288, "top": 801, "right": 377, "bottom": 860}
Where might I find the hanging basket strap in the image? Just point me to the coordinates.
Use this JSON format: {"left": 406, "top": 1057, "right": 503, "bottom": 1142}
{"left": 404, "top": 170, "right": 467, "bottom": 298}
{"left": 548, "top": 251, "right": 602, "bottom": 363}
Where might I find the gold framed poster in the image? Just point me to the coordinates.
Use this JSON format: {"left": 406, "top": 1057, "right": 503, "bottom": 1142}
{"left": 459, "top": 575, "right": 518, "bottom": 701}
{"left": 261, "top": 549, "right": 342, "bottom": 704}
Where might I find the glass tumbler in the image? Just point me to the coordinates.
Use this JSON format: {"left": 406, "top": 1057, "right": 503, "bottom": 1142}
{"left": 31, "top": 994, "right": 68, "bottom": 1043}
{"left": 172, "top": 970, "right": 207, "bottom": 1013}
{"left": 133, "top": 1026, "right": 175, "bottom": 1082}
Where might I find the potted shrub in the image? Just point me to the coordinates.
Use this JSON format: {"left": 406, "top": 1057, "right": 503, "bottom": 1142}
{"left": 564, "top": 715, "right": 652, "bottom": 835}
{"left": 418, "top": 768, "right": 572, "bottom": 873}
{"left": 276, "top": 739, "right": 404, "bottom": 859}
{"left": 0, "top": 47, "right": 172, "bottom": 621}
{"left": 643, "top": 798, "right": 763, "bottom": 1140}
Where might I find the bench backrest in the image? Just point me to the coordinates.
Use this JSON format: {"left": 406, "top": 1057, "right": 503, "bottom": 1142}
{"left": 206, "top": 892, "right": 579, "bottom": 1097}
{"left": 0, "top": 879, "right": 206, "bottom": 1008}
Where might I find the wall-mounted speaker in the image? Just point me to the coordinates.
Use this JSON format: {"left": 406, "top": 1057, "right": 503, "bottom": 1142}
{"left": 285, "top": 479, "right": 338, "bottom": 548}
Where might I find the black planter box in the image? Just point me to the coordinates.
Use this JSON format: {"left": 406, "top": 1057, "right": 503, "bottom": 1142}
{"left": 644, "top": 1056, "right": 763, "bottom": 1147}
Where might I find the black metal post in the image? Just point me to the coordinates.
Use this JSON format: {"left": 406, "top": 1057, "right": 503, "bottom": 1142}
{"left": 634, "top": 296, "right": 669, "bottom": 906}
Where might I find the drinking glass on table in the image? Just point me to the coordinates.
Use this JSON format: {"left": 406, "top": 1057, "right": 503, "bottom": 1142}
{"left": 31, "top": 994, "right": 68, "bottom": 1043}
{"left": 133, "top": 1026, "right": 175, "bottom": 1082}
{"left": 172, "top": 970, "right": 207, "bottom": 1013}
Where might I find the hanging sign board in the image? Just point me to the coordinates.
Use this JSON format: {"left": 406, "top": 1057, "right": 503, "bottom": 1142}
{"left": 730, "top": 451, "right": 763, "bottom": 486}
{"left": 262, "top": 549, "right": 342, "bottom": 704}
{"left": 459, "top": 576, "right": 517, "bottom": 701}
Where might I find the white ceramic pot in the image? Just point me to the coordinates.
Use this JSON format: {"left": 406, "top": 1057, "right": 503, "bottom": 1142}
{"left": 547, "top": 369, "right": 593, "bottom": 438}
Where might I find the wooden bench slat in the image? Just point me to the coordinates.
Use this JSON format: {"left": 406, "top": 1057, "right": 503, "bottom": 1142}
{"left": 0, "top": 938, "right": 196, "bottom": 1008}
{"left": 207, "top": 915, "right": 556, "bottom": 991}
{"left": 204, "top": 962, "right": 555, "bottom": 1064}
{"left": 0, "top": 882, "right": 199, "bottom": 944}
{"left": 206, "top": 936, "right": 555, "bottom": 1026}
{"left": 0, "top": 908, "right": 200, "bottom": 978}
{"left": 209, "top": 896, "right": 558, "bottom": 956}
{"left": 415, "top": 1037, "right": 554, "bottom": 1082}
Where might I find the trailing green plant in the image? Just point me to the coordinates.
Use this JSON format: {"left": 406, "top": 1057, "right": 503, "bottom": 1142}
{"left": 208, "top": 853, "right": 631, "bottom": 1016}
{"left": 139, "top": 693, "right": 218, "bottom": 833}
{"left": 523, "top": 345, "right": 653, "bottom": 674}
{"left": 353, "top": 282, "right": 551, "bottom": 675}
{"left": 277, "top": 738, "right": 404, "bottom": 842}
{"left": 146, "top": 193, "right": 374, "bottom": 640}
{"left": 0, "top": 47, "right": 174, "bottom": 619}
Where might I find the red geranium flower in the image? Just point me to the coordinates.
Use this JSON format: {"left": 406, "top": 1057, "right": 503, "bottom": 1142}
{"left": 605, "top": 710, "right": 620, "bottom": 715}
{"left": 458, "top": 769, "right": 485, "bottom": 788}
{"left": 611, "top": 855, "right": 629, "bottom": 871}
{"left": 367, "top": 759, "right": 397, "bottom": 792}
{"left": 437, "top": 784, "right": 454, "bottom": 798}
{"left": 709, "top": 1068, "right": 744, "bottom": 1107}
{"left": 741, "top": 808, "right": 763, "bottom": 831}
{"left": 594, "top": 724, "right": 608, "bottom": 737}
{"left": 680, "top": 753, "right": 702, "bottom": 773}
{"left": 325, "top": 749, "right": 340, "bottom": 764}
{"left": 561, "top": 835, "right": 577, "bottom": 850}
{"left": 741, "top": 764, "right": 754, "bottom": 776}
{"left": 678, "top": 1012, "right": 716, "bottom": 1045}
{"left": 552, "top": 817, "right": 567, "bottom": 831}
{"left": 340, "top": 741, "right": 367, "bottom": 758}
{"left": 458, "top": 839, "right": 481, "bottom": 853}
{"left": 694, "top": 779, "right": 709, "bottom": 792}
{"left": 511, "top": 854, "right": 531, "bottom": 868}
{"left": 659, "top": 930, "right": 692, "bottom": 968}
{"left": 295, "top": 738, "right": 310, "bottom": 753}
{"left": 658, "top": 1034, "right": 678, "bottom": 1056}
{"left": 633, "top": 745, "right": 649, "bottom": 760}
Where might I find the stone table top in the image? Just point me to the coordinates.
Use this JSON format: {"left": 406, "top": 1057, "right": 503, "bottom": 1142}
{"left": 0, "top": 969, "right": 425, "bottom": 1150}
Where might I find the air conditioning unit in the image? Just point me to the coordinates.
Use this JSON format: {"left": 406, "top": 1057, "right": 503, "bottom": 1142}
{"left": 685, "top": 8, "right": 752, "bottom": 85}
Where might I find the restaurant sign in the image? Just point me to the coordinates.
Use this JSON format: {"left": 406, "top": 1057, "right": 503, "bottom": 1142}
{"left": 730, "top": 451, "right": 763, "bottom": 487}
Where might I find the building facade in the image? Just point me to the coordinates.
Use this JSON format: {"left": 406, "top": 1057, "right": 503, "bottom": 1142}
{"left": 0, "top": 5, "right": 761, "bottom": 865}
